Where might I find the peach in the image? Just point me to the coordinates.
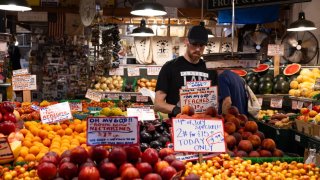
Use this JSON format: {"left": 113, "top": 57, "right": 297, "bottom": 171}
{"left": 181, "top": 105, "right": 195, "bottom": 116}
{"left": 261, "top": 138, "right": 276, "bottom": 151}
{"left": 224, "top": 114, "right": 236, "bottom": 122}
{"left": 225, "top": 135, "right": 237, "bottom": 150}
{"left": 205, "top": 106, "right": 217, "bottom": 117}
{"left": 244, "top": 121, "right": 258, "bottom": 133}
{"left": 238, "top": 140, "right": 253, "bottom": 153}
{"left": 224, "top": 122, "right": 236, "bottom": 134}
{"left": 227, "top": 117, "right": 241, "bottom": 130}
{"left": 254, "top": 131, "right": 265, "bottom": 141}
{"left": 273, "top": 148, "right": 284, "bottom": 157}
{"left": 248, "top": 135, "right": 261, "bottom": 148}
{"left": 237, "top": 114, "right": 248, "bottom": 127}
{"left": 235, "top": 150, "right": 248, "bottom": 157}
{"left": 249, "top": 151, "right": 260, "bottom": 157}
{"left": 231, "top": 132, "right": 242, "bottom": 144}
{"left": 241, "top": 131, "right": 252, "bottom": 140}
{"left": 259, "top": 149, "right": 272, "bottom": 157}
{"left": 309, "top": 110, "right": 318, "bottom": 118}
{"left": 228, "top": 106, "right": 239, "bottom": 116}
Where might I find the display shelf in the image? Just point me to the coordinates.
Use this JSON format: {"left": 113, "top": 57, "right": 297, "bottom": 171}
{"left": 256, "top": 94, "right": 288, "bottom": 98}
{"left": 289, "top": 96, "right": 319, "bottom": 103}
{"left": 292, "top": 129, "right": 320, "bottom": 154}
{"left": 0, "top": 83, "right": 11, "bottom": 87}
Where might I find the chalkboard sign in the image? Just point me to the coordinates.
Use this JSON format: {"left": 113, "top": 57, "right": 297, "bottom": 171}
{"left": 87, "top": 117, "right": 139, "bottom": 146}
{"left": 172, "top": 118, "right": 226, "bottom": 153}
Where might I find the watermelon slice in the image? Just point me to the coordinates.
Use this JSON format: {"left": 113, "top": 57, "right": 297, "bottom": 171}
{"left": 252, "top": 64, "right": 269, "bottom": 73}
{"left": 283, "top": 63, "right": 301, "bottom": 76}
{"left": 230, "top": 69, "right": 247, "bottom": 77}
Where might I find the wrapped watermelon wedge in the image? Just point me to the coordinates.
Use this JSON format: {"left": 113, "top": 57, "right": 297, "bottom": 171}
{"left": 253, "top": 64, "right": 270, "bottom": 76}
{"left": 283, "top": 63, "right": 301, "bottom": 76}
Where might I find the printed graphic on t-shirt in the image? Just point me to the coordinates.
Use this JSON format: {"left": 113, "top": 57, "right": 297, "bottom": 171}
{"left": 180, "top": 71, "right": 209, "bottom": 85}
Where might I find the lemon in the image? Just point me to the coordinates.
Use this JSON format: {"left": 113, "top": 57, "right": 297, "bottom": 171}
{"left": 100, "top": 107, "right": 111, "bottom": 116}
{"left": 290, "top": 81, "right": 299, "bottom": 89}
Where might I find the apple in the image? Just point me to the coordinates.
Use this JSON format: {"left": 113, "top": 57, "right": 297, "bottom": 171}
{"left": 60, "top": 150, "right": 71, "bottom": 159}
{"left": 79, "top": 161, "right": 97, "bottom": 172}
{"left": 141, "top": 148, "right": 159, "bottom": 166}
{"left": 0, "top": 113, "right": 2, "bottom": 122}
{"left": 59, "top": 162, "right": 78, "bottom": 180}
{"left": 143, "top": 173, "right": 162, "bottom": 180}
{"left": 70, "top": 146, "right": 89, "bottom": 165}
{"left": 78, "top": 166, "right": 100, "bottom": 180}
{"left": 59, "top": 157, "right": 71, "bottom": 167}
{"left": 99, "top": 162, "right": 118, "bottom": 180}
{"left": 125, "top": 145, "right": 141, "bottom": 163}
{"left": 158, "top": 148, "right": 174, "bottom": 159}
{"left": 91, "top": 146, "right": 108, "bottom": 164}
{"left": 108, "top": 147, "right": 127, "bottom": 167}
{"left": 170, "top": 160, "right": 186, "bottom": 172}
{"left": 3, "top": 113, "right": 17, "bottom": 123}
{"left": 159, "top": 166, "right": 177, "bottom": 180}
{"left": 163, "top": 154, "right": 176, "bottom": 164}
{"left": 121, "top": 167, "right": 140, "bottom": 180}
{"left": 154, "top": 160, "right": 170, "bottom": 173}
{"left": 45, "top": 151, "right": 60, "bottom": 161}
{"left": 41, "top": 155, "right": 59, "bottom": 166}
{"left": 119, "top": 163, "right": 134, "bottom": 173}
{"left": 135, "top": 162, "right": 153, "bottom": 178}
{"left": 0, "top": 121, "right": 16, "bottom": 135}
{"left": 37, "top": 162, "right": 57, "bottom": 180}
{"left": 0, "top": 101, "right": 14, "bottom": 114}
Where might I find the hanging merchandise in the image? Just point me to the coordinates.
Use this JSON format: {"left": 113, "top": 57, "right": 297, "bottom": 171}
{"left": 133, "top": 37, "right": 153, "bottom": 64}
{"left": 204, "top": 38, "right": 221, "bottom": 54}
{"left": 152, "top": 36, "right": 173, "bottom": 65}
{"left": 178, "top": 37, "right": 187, "bottom": 56}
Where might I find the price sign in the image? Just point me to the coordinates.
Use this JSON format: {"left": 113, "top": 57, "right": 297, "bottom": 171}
{"left": 85, "top": 89, "right": 103, "bottom": 102}
{"left": 172, "top": 118, "right": 226, "bottom": 153}
{"left": 186, "top": 80, "right": 211, "bottom": 89}
{"left": 127, "top": 107, "right": 155, "bottom": 121}
{"left": 136, "top": 95, "right": 149, "bottom": 102}
{"left": 297, "top": 101, "right": 304, "bottom": 109}
{"left": 305, "top": 102, "right": 313, "bottom": 110}
{"left": 69, "top": 102, "right": 82, "bottom": 112}
{"left": 12, "top": 75, "right": 37, "bottom": 91}
{"left": 258, "top": 97, "right": 263, "bottom": 106}
{"left": 107, "top": 94, "right": 120, "bottom": 100}
{"left": 267, "top": 44, "right": 284, "bottom": 56}
{"left": 121, "top": 94, "right": 131, "bottom": 100}
{"left": 180, "top": 86, "right": 218, "bottom": 113}
{"left": 109, "top": 66, "right": 124, "bottom": 76}
{"left": 127, "top": 66, "right": 140, "bottom": 76}
{"left": 87, "top": 117, "right": 139, "bottom": 146}
{"left": 292, "top": 100, "right": 298, "bottom": 110}
{"left": 40, "top": 102, "right": 73, "bottom": 124}
{"left": 0, "top": 137, "right": 14, "bottom": 161}
{"left": 147, "top": 66, "right": 161, "bottom": 76}
{"left": 175, "top": 152, "right": 218, "bottom": 162}
{"left": 270, "top": 98, "right": 283, "bottom": 108}
{"left": 13, "top": 68, "right": 29, "bottom": 76}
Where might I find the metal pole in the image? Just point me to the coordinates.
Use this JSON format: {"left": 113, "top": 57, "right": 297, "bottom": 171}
{"left": 231, "top": 0, "right": 235, "bottom": 56}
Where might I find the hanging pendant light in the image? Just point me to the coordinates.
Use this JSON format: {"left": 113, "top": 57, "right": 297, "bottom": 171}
{"left": 287, "top": 12, "right": 317, "bottom": 31}
{"left": 131, "top": 1, "right": 167, "bottom": 17}
{"left": 0, "top": 0, "right": 32, "bottom": 11}
{"left": 131, "top": 19, "right": 155, "bottom": 37}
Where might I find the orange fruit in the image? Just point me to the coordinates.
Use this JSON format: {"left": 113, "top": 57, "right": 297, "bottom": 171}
{"left": 57, "top": 129, "right": 65, "bottom": 136}
{"left": 65, "top": 128, "right": 73, "bottom": 135}
{"left": 70, "top": 144, "right": 78, "bottom": 149}
{"left": 69, "top": 124, "right": 75, "bottom": 130}
{"left": 50, "top": 148, "right": 61, "bottom": 155}
{"left": 74, "top": 119, "right": 81, "bottom": 124}
{"left": 38, "top": 130, "right": 48, "bottom": 139}
{"left": 39, "top": 148, "right": 49, "bottom": 154}
{"left": 36, "top": 153, "right": 45, "bottom": 161}
{"left": 29, "top": 146, "right": 41, "bottom": 155}
{"left": 22, "top": 141, "right": 33, "bottom": 148}
{"left": 20, "top": 129, "right": 29, "bottom": 136}
{"left": 32, "top": 136, "right": 42, "bottom": 143}
{"left": 61, "top": 124, "right": 68, "bottom": 130}
{"left": 30, "top": 128, "right": 39, "bottom": 136}
{"left": 15, "top": 156, "right": 24, "bottom": 162}
{"left": 20, "top": 147, "right": 29, "bottom": 157}
{"left": 25, "top": 154, "right": 36, "bottom": 162}
{"left": 74, "top": 124, "right": 84, "bottom": 133}
{"left": 42, "top": 138, "right": 51, "bottom": 147}
{"left": 52, "top": 125, "right": 62, "bottom": 131}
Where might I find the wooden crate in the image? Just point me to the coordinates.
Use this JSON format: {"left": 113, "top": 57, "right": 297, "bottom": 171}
{"left": 312, "top": 124, "right": 320, "bottom": 137}
{"left": 295, "top": 120, "right": 313, "bottom": 136}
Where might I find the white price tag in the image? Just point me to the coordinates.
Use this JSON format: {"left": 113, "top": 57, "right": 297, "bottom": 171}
{"left": 295, "top": 134, "right": 301, "bottom": 142}
{"left": 12, "top": 75, "right": 37, "bottom": 91}
{"left": 127, "top": 66, "right": 140, "bottom": 76}
{"left": 297, "top": 101, "right": 304, "bottom": 109}
{"left": 147, "top": 66, "right": 161, "bottom": 76}
{"left": 40, "top": 102, "right": 73, "bottom": 124}
{"left": 109, "top": 66, "right": 124, "bottom": 76}
{"left": 305, "top": 102, "right": 313, "bottom": 110}
{"left": 270, "top": 98, "right": 283, "bottom": 108}
{"left": 258, "top": 98, "right": 263, "bottom": 106}
{"left": 136, "top": 95, "right": 149, "bottom": 102}
{"left": 267, "top": 44, "right": 284, "bottom": 56}
{"left": 127, "top": 107, "right": 155, "bottom": 121}
{"left": 107, "top": 94, "right": 120, "bottom": 100}
{"left": 85, "top": 89, "right": 103, "bottom": 102}
{"left": 292, "top": 100, "right": 298, "bottom": 110}
{"left": 121, "top": 94, "right": 131, "bottom": 100}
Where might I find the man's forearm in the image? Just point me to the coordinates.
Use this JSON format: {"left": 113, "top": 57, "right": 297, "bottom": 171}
{"left": 154, "top": 101, "right": 175, "bottom": 114}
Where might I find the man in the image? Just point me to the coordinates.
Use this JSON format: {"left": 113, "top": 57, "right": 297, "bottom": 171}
{"left": 154, "top": 25, "right": 217, "bottom": 118}
{"left": 218, "top": 69, "right": 248, "bottom": 115}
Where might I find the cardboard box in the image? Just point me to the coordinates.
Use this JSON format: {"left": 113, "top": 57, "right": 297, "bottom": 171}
{"left": 295, "top": 120, "right": 313, "bottom": 136}
{"left": 312, "top": 124, "right": 320, "bottom": 137}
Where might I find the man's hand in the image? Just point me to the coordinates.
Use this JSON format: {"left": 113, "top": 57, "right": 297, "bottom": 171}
{"left": 171, "top": 106, "right": 181, "bottom": 117}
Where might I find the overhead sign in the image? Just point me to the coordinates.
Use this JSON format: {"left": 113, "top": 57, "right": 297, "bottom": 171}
{"left": 40, "top": 102, "right": 73, "bottom": 124}
{"left": 208, "top": 0, "right": 311, "bottom": 10}
{"left": 180, "top": 86, "right": 218, "bottom": 113}
{"left": 12, "top": 75, "right": 37, "bottom": 91}
{"left": 172, "top": 118, "right": 226, "bottom": 153}
{"left": 267, "top": 44, "right": 284, "bottom": 56}
{"left": 87, "top": 117, "right": 139, "bottom": 146}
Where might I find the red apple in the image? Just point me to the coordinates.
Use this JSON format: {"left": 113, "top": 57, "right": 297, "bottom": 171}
{"left": 163, "top": 154, "right": 176, "bottom": 164}
{"left": 59, "top": 157, "right": 71, "bottom": 167}
{"left": 170, "top": 160, "right": 186, "bottom": 172}
{"left": 109, "top": 147, "right": 127, "bottom": 167}
{"left": 45, "top": 151, "right": 60, "bottom": 161}
{"left": 159, "top": 166, "right": 177, "bottom": 180}
{"left": 91, "top": 146, "right": 108, "bottom": 164}
{"left": 125, "top": 145, "right": 141, "bottom": 163}
{"left": 3, "top": 113, "right": 17, "bottom": 123}
{"left": 144, "top": 173, "right": 162, "bottom": 180}
{"left": 41, "top": 154, "right": 59, "bottom": 166}
{"left": 37, "top": 162, "right": 57, "bottom": 180}
{"left": 121, "top": 167, "right": 140, "bottom": 180}
{"left": 99, "top": 162, "right": 118, "bottom": 180}
{"left": 0, "top": 101, "right": 14, "bottom": 114}
{"left": 0, "top": 113, "right": 3, "bottom": 122}
{"left": 135, "top": 162, "right": 153, "bottom": 178}
{"left": 79, "top": 162, "right": 96, "bottom": 172}
{"left": 158, "top": 148, "right": 174, "bottom": 159}
{"left": 119, "top": 163, "right": 134, "bottom": 173}
{"left": 154, "top": 160, "right": 170, "bottom": 173}
{"left": 70, "top": 146, "right": 89, "bottom": 165}
{"left": 0, "top": 121, "right": 16, "bottom": 135}
{"left": 59, "top": 162, "right": 78, "bottom": 180}
{"left": 78, "top": 166, "right": 100, "bottom": 180}
{"left": 141, "top": 148, "right": 159, "bottom": 166}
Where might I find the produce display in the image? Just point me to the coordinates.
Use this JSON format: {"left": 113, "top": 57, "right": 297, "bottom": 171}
{"left": 91, "top": 75, "right": 124, "bottom": 92}
{"left": 257, "top": 110, "right": 295, "bottom": 128}
{"left": 137, "top": 78, "right": 157, "bottom": 91}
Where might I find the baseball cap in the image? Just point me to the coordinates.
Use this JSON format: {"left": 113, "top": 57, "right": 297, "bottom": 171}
{"left": 187, "top": 25, "right": 208, "bottom": 45}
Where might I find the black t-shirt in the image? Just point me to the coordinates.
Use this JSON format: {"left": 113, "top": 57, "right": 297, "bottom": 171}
{"left": 156, "top": 56, "right": 218, "bottom": 109}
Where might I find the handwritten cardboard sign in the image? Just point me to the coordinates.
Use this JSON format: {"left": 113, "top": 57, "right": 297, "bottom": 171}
{"left": 127, "top": 107, "right": 155, "bottom": 121}
{"left": 267, "top": 44, "right": 284, "bottom": 56}
{"left": 13, "top": 69, "right": 29, "bottom": 76}
{"left": 127, "top": 66, "right": 140, "bottom": 76}
{"left": 85, "top": 89, "right": 103, "bottom": 102}
{"left": 0, "top": 137, "right": 14, "bottom": 161}
{"left": 87, "top": 117, "right": 139, "bottom": 146}
{"left": 40, "top": 102, "right": 73, "bottom": 124}
{"left": 69, "top": 102, "right": 82, "bottom": 112}
{"left": 12, "top": 75, "right": 37, "bottom": 91}
{"left": 186, "top": 80, "right": 211, "bottom": 89}
{"left": 147, "top": 66, "right": 161, "bottom": 76}
{"left": 172, "top": 118, "right": 226, "bottom": 153}
{"left": 180, "top": 86, "right": 218, "bottom": 113}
